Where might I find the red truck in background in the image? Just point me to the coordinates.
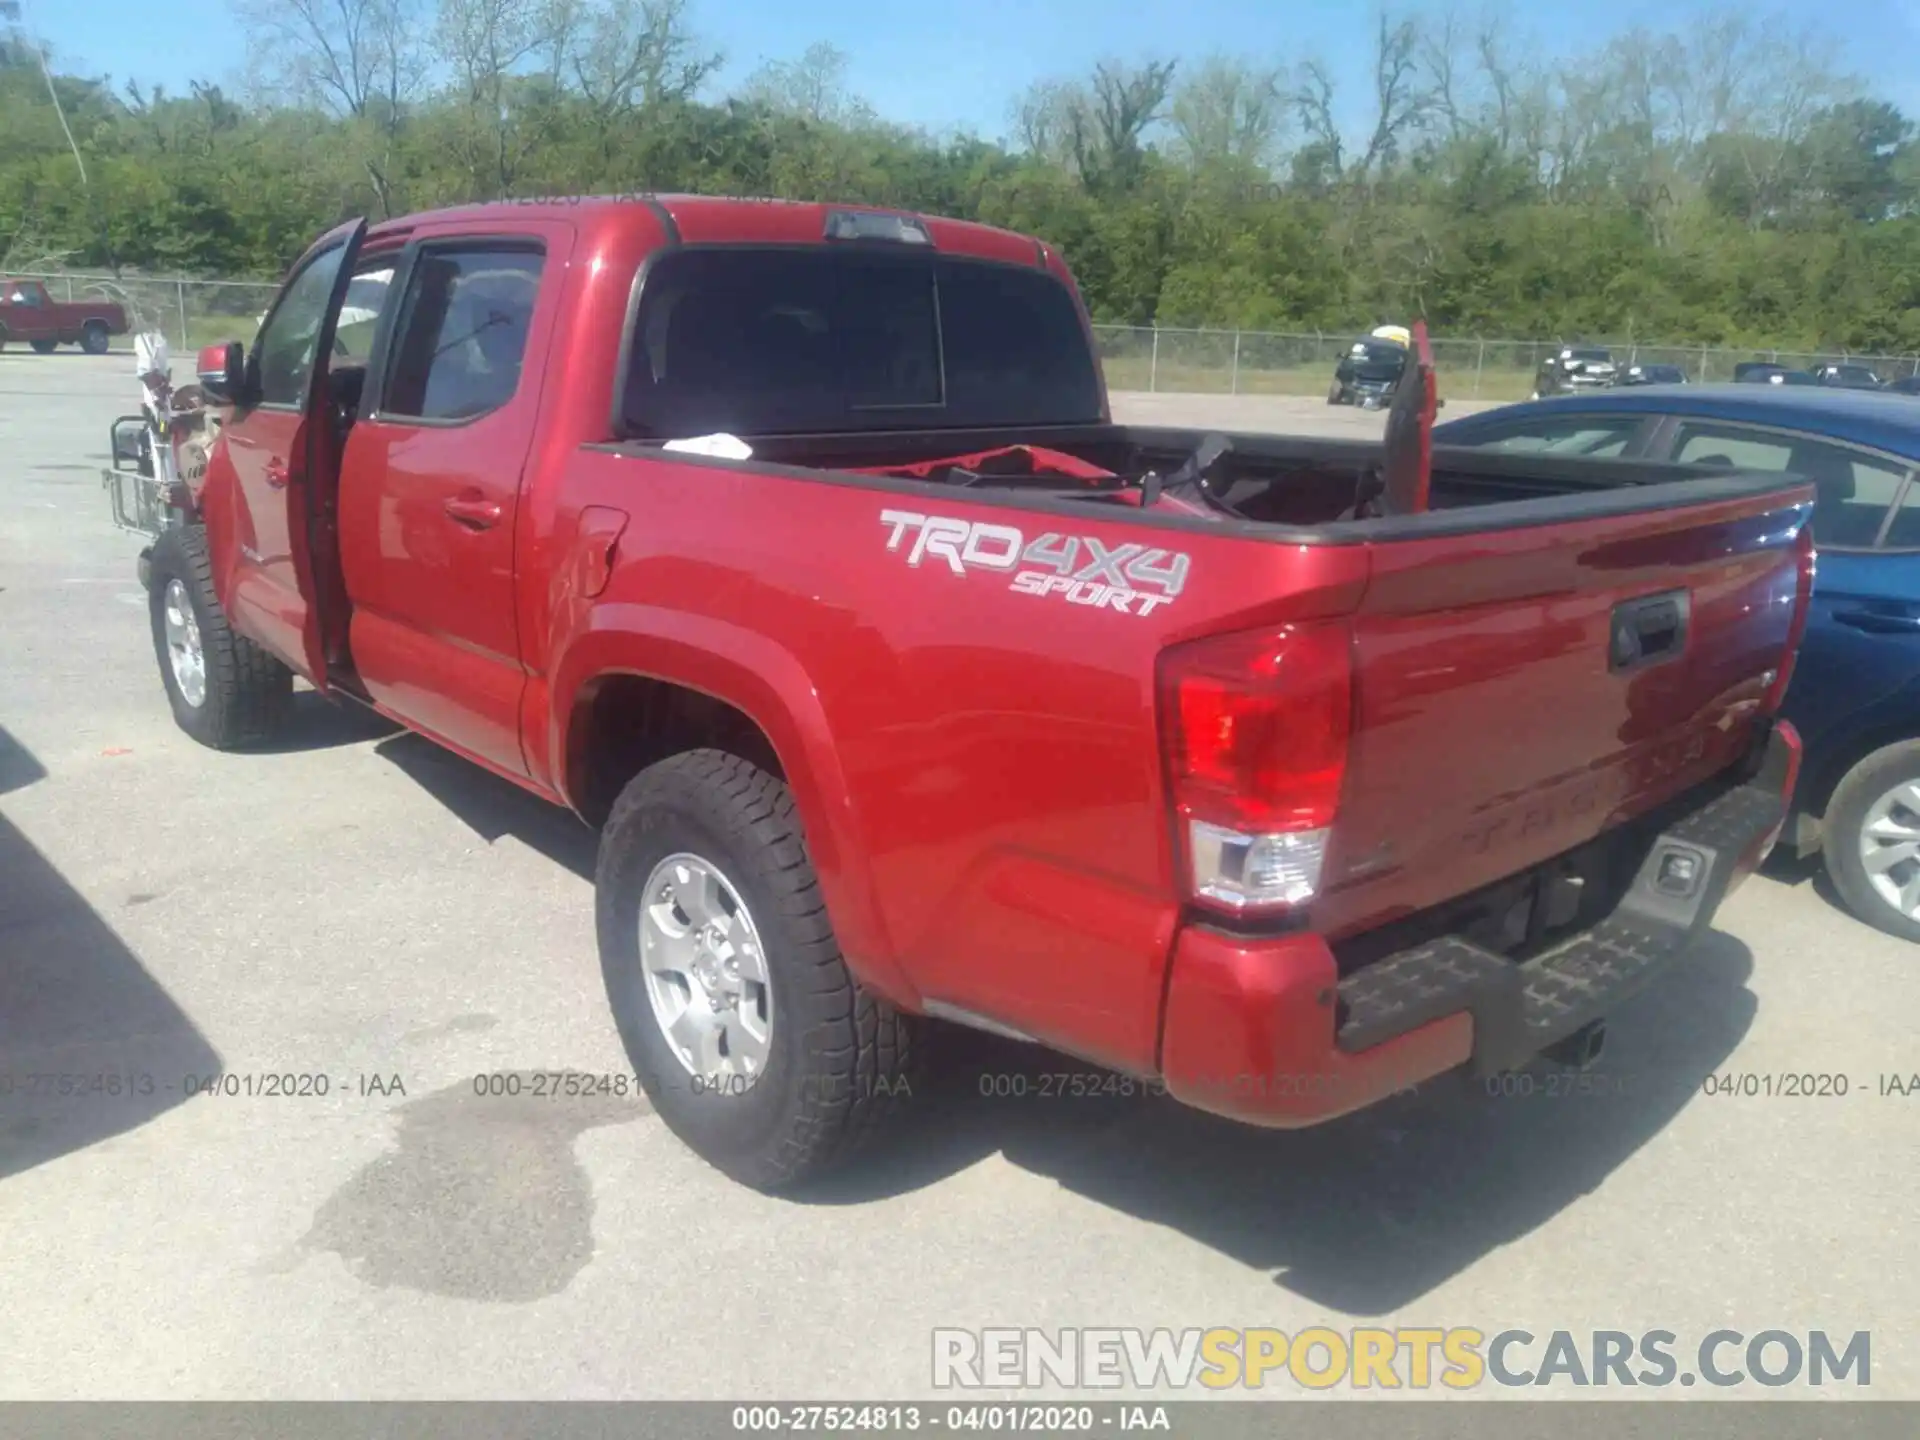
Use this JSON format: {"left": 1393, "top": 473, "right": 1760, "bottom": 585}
{"left": 118, "top": 196, "right": 1813, "bottom": 1191}
{"left": 1, "top": 278, "right": 129, "bottom": 353}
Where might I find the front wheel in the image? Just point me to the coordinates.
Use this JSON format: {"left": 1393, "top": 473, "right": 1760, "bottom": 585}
{"left": 81, "top": 321, "right": 110, "bottom": 355}
{"left": 146, "top": 526, "right": 292, "bottom": 749}
{"left": 1823, "top": 740, "right": 1920, "bottom": 942}
{"left": 596, "top": 749, "right": 921, "bottom": 1191}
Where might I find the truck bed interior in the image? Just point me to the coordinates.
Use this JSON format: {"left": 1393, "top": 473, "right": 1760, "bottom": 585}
{"left": 613, "top": 423, "right": 1791, "bottom": 534}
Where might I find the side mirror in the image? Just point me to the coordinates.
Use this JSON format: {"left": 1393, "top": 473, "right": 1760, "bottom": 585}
{"left": 196, "top": 340, "right": 245, "bottom": 404}
{"left": 109, "top": 416, "right": 147, "bottom": 471}
{"left": 225, "top": 341, "right": 246, "bottom": 404}
{"left": 197, "top": 343, "right": 230, "bottom": 402}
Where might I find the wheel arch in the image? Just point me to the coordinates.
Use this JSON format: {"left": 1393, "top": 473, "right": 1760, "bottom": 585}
{"left": 1795, "top": 704, "right": 1920, "bottom": 828}
{"left": 565, "top": 672, "right": 785, "bottom": 828}
{"left": 550, "top": 618, "right": 912, "bottom": 1006}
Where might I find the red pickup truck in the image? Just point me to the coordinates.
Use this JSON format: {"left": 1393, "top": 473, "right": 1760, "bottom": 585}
{"left": 123, "top": 196, "right": 1813, "bottom": 1191}
{"left": 1, "top": 277, "right": 128, "bottom": 353}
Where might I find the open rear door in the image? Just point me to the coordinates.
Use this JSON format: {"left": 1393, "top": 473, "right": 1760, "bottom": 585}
{"left": 285, "top": 217, "right": 367, "bottom": 692}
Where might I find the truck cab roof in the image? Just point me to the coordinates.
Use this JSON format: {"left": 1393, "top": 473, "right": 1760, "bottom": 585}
{"left": 356, "top": 194, "right": 1060, "bottom": 271}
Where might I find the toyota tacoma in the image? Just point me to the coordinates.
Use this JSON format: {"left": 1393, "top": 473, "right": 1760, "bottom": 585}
{"left": 114, "top": 196, "right": 1813, "bottom": 1190}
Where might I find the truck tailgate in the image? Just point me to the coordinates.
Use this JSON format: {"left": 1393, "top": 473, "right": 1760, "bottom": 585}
{"left": 1314, "top": 476, "right": 1813, "bottom": 939}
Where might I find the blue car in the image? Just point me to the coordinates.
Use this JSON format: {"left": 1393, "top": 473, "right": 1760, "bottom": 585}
{"left": 1436, "top": 384, "right": 1920, "bottom": 940}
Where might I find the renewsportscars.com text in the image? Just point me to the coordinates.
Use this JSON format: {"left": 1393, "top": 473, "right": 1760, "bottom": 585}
{"left": 931, "top": 1327, "right": 1870, "bottom": 1391}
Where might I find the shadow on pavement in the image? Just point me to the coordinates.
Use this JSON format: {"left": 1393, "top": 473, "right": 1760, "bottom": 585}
{"left": 248, "top": 690, "right": 404, "bottom": 757}
{"left": 0, "top": 723, "right": 47, "bottom": 795}
{"left": 1759, "top": 846, "right": 1820, "bottom": 888}
{"left": 1758, "top": 844, "right": 1861, "bottom": 919}
{"left": 373, "top": 731, "right": 598, "bottom": 881}
{"left": 801, "top": 931, "right": 1758, "bottom": 1314}
{"left": 0, "top": 724, "right": 221, "bottom": 1182}
{"left": 337, "top": 720, "right": 1758, "bottom": 1310}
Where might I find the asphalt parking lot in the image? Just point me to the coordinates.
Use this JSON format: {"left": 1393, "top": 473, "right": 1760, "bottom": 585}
{"left": 2, "top": 352, "right": 1917, "bottom": 1400}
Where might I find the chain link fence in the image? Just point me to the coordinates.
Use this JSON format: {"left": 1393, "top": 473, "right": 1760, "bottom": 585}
{"left": 1093, "top": 326, "right": 1920, "bottom": 402}
{"left": 20, "top": 272, "right": 1920, "bottom": 401}
{"left": 13, "top": 272, "right": 280, "bottom": 355}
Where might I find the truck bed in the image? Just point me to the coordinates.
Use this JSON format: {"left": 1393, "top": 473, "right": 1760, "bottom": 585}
{"left": 661, "top": 422, "right": 1790, "bottom": 530}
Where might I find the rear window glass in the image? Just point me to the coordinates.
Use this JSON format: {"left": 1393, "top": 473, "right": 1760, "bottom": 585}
{"left": 1345, "top": 342, "right": 1405, "bottom": 367}
{"left": 621, "top": 248, "right": 1103, "bottom": 437}
{"left": 1473, "top": 418, "right": 1640, "bottom": 457}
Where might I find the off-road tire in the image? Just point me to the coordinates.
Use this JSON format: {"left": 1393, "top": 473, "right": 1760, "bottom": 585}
{"left": 29, "top": 339, "right": 56, "bottom": 354}
{"left": 147, "top": 525, "right": 293, "bottom": 749}
{"left": 1326, "top": 380, "right": 1344, "bottom": 405}
{"left": 596, "top": 749, "right": 922, "bottom": 1191}
{"left": 81, "top": 320, "right": 110, "bottom": 355}
{"left": 1823, "top": 740, "right": 1920, "bottom": 943}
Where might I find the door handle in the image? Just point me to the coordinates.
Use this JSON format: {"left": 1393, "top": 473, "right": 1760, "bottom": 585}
{"left": 1833, "top": 608, "right": 1920, "bottom": 635}
{"left": 1609, "top": 590, "right": 1690, "bottom": 672}
{"left": 265, "top": 457, "right": 289, "bottom": 489}
{"left": 443, "top": 492, "right": 503, "bottom": 529}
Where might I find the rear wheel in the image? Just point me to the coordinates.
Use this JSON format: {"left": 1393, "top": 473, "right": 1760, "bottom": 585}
{"left": 146, "top": 525, "right": 292, "bottom": 749}
{"left": 1822, "top": 740, "right": 1920, "bottom": 943}
{"left": 29, "top": 339, "right": 56, "bottom": 354}
{"left": 81, "top": 320, "right": 110, "bottom": 355}
{"left": 596, "top": 749, "right": 921, "bottom": 1191}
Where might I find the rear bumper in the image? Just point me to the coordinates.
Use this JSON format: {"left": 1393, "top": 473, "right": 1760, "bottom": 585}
{"left": 1157, "top": 719, "right": 1800, "bottom": 1127}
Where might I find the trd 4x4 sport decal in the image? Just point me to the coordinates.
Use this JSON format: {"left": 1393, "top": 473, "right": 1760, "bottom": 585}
{"left": 880, "top": 509, "right": 1189, "bottom": 617}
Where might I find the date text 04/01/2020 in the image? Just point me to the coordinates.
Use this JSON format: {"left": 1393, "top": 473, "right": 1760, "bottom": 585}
{"left": 0, "top": 1072, "right": 405, "bottom": 1099}
{"left": 730, "top": 1405, "right": 1170, "bottom": 1431}
{"left": 1698, "top": 1072, "right": 1920, "bottom": 1097}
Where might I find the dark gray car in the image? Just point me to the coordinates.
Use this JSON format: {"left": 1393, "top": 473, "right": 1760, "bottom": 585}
{"left": 1532, "top": 345, "right": 1618, "bottom": 398}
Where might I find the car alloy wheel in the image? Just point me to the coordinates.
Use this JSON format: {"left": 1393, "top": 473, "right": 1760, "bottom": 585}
{"left": 638, "top": 852, "right": 774, "bottom": 1085}
{"left": 1856, "top": 779, "right": 1920, "bottom": 918}
{"left": 161, "top": 577, "right": 207, "bottom": 707}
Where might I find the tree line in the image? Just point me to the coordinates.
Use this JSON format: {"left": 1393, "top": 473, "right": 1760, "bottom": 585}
{"left": 4, "top": 0, "right": 1919, "bottom": 349}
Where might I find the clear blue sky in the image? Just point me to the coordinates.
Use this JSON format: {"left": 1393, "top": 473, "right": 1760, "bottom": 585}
{"left": 20, "top": 0, "right": 1919, "bottom": 144}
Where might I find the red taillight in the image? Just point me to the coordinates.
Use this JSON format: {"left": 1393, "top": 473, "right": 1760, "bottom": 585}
{"left": 1159, "top": 621, "right": 1354, "bottom": 912}
{"left": 1161, "top": 621, "right": 1354, "bottom": 830}
{"left": 1763, "top": 520, "right": 1816, "bottom": 714}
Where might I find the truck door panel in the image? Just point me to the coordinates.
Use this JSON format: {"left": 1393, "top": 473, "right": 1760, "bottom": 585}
{"left": 2, "top": 280, "right": 54, "bottom": 340}
{"left": 219, "top": 222, "right": 367, "bottom": 685}
{"left": 337, "top": 225, "right": 567, "bottom": 777}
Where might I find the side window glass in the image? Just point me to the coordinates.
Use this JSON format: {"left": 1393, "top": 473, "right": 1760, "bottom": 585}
{"left": 333, "top": 267, "right": 395, "bottom": 366}
{"left": 1875, "top": 475, "right": 1920, "bottom": 550}
{"left": 1672, "top": 426, "right": 1793, "bottom": 471}
{"left": 381, "top": 248, "right": 544, "bottom": 422}
{"left": 1478, "top": 419, "right": 1638, "bottom": 457}
{"left": 1674, "top": 423, "right": 1905, "bottom": 549}
{"left": 255, "top": 245, "right": 349, "bottom": 407}
{"left": 1810, "top": 449, "right": 1910, "bottom": 548}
